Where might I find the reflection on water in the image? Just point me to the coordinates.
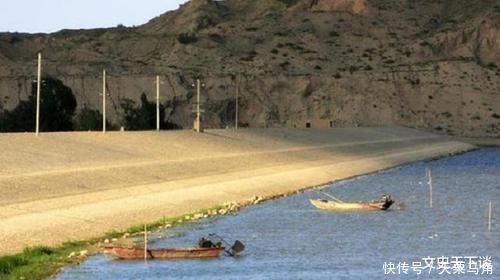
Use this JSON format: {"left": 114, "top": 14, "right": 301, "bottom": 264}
{"left": 58, "top": 149, "right": 499, "bottom": 279}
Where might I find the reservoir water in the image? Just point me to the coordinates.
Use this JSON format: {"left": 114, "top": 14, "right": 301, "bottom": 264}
{"left": 58, "top": 149, "right": 499, "bottom": 279}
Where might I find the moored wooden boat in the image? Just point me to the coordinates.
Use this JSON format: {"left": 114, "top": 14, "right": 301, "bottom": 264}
{"left": 104, "top": 246, "right": 225, "bottom": 260}
{"left": 310, "top": 199, "right": 393, "bottom": 211}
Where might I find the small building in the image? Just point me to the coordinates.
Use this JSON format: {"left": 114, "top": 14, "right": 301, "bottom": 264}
{"left": 287, "top": 119, "right": 334, "bottom": 129}
{"left": 193, "top": 118, "right": 204, "bottom": 133}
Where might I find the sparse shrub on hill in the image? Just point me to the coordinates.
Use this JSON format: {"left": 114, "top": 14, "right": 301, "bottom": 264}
{"left": 119, "top": 95, "right": 152, "bottom": 130}
{"left": 119, "top": 93, "right": 180, "bottom": 131}
{"left": 177, "top": 32, "right": 198, "bottom": 44}
{"left": 0, "top": 100, "right": 34, "bottom": 132}
{"left": 329, "top": 31, "right": 340, "bottom": 37}
{"left": 276, "top": 0, "right": 300, "bottom": 7}
{"left": 0, "top": 77, "right": 77, "bottom": 132}
{"left": 73, "top": 106, "right": 105, "bottom": 131}
{"left": 37, "top": 78, "right": 77, "bottom": 131}
{"left": 487, "top": 62, "right": 497, "bottom": 69}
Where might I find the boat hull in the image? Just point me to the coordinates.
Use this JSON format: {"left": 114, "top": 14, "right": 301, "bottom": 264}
{"left": 104, "top": 247, "right": 225, "bottom": 260}
{"left": 310, "top": 199, "right": 390, "bottom": 212}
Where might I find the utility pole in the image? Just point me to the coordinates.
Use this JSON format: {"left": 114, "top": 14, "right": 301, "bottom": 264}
{"left": 144, "top": 224, "right": 148, "bottom": 263}
{"left": 196, "top": 79, "right": 201, "bottom": 133}
{"left": 102, "top": 69, "right": 107, "bottom": 134}
{"left": 235, "top": 75, "right": 240, "bottom": 130}
{"left": 156, "top": 75, "right": 160, "bottom": 131}
{"left": 427, "top": 169, "right": 433, "bottom": 209}
{"left": 35, "top": 53, "right": 42, "bottom": 136}
{"left": 489, "top": 201, "right": 492, "bottom": 232}
{"left": 191, "top": 79, "right": 205, "bottom": 133}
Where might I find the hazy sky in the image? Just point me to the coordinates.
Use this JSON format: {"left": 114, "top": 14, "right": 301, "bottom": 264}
{"left": 0, "top": 0, "right": 189, "bottom": 33}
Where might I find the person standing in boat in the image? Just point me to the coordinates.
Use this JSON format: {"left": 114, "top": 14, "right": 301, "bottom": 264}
{"left": 380, "top": 194, "right": 394, "bottom": 210}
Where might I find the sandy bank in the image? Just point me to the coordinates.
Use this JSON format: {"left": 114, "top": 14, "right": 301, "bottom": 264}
{"left": 0, "top": 127, "right": 474, "bottom": 255}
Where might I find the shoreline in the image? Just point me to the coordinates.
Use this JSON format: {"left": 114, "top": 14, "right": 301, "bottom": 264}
{"left": 0, "top": 127, "right": 476, "bottom": 278}
{"left": 55, "top": 146, "right": 478, "bottom": 277}
{"left": 450, "top": 136, "right": 500, "bottom": 147}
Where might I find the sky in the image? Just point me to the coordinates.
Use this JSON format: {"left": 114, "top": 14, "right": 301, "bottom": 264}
{"left": 0, "top": 0, "right": 189, "bottom": 33}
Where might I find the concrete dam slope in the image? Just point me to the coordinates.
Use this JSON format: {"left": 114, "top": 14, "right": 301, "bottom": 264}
{"left": 0, "top": 127, "right": 474, "bottom": 255}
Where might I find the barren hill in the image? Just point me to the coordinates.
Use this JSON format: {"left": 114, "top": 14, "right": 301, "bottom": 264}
{"left": 0, "top": 0, "right": 499, "bottom": 136}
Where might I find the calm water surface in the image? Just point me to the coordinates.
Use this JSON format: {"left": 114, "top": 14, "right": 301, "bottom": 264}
{"left": 58, "top": 149, "right": 499, "bottom": 279}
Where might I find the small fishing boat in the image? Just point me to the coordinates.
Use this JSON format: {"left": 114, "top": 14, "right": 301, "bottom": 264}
{"left": 104, "top": 246, "right": 225, "bottom": 260}
{"left": 103, "top": 234, "right": 245, "bottom": 260}
{"left": 310, "top": 193, "right": 394, "bottom": 212}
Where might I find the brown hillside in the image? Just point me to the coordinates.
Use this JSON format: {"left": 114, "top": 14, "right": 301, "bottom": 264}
{"left": 0, "top": 0, "right": 499, "bottom": 137}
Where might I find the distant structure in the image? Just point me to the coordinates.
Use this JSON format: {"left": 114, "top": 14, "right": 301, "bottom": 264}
{"left": 193, "top": 79, "right": 204, "bottom": 133}
{"left": 287, "top": 119, "right": 334, "bottom": 129}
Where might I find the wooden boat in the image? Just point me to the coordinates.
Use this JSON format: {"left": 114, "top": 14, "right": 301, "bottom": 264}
{"left": 310, "top": 199, "right": 393, "bottom": 211}
{"left": 104, "top": 234, "right": 244, "bottom": 260}
{"left": 310, "top": 194, "right": 394, "bottom": 212}
{"left": 104, "top": 246, "right": 225, "bottom": 260}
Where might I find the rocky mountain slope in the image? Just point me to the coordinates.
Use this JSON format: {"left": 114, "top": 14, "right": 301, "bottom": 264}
{"left": 0, "top": 0, "right": 499, "bottom": 136}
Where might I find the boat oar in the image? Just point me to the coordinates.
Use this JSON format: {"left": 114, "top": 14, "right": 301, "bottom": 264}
{"left": 144, "top": 224, "right": 148, "bottom": 262}
{"left": 314, "top": 190, "right": 345, "bottom": 203}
